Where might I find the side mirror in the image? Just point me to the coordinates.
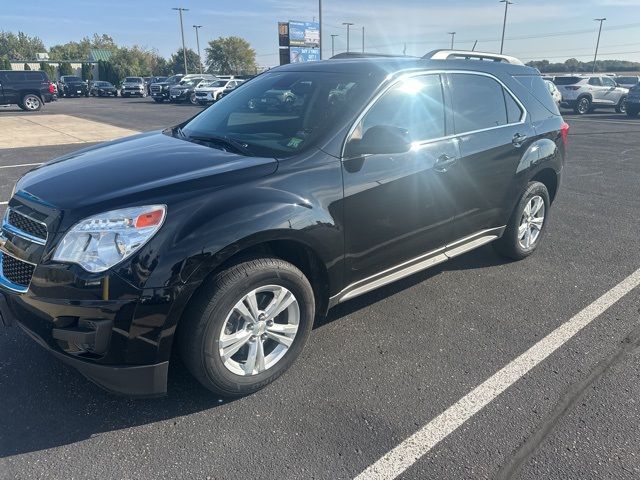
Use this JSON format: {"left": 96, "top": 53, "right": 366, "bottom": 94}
{"left": 346, "top": 125, "right": 411, "bottom": 157}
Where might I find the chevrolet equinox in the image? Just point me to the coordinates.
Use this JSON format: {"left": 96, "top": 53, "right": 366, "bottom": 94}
{"left": 0, "top": 51, "right": 568, "bottom": 397}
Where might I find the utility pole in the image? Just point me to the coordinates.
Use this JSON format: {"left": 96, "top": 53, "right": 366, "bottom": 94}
{"left": 499, "top": 0, "right": 513, "bottom": 54}
{"left": 343, "top": 22, "right": 354, "bottom": 53}
{"left": 318, "top": 0, "right": 323, "bottom": 59}
{"left": 331, "top": 34, "right": 338, "bottom": 57}
{"left": 172, "top": 7, "right": 189, "bottom": 74}
{"left": 193, "top": 25, "right": 203, "bottom": 74}
{"left": 448, "top": 32, "right": 456, "bottom": 49}
{"left": 593, "top": 18, "right": 606, "bottom": 73}
{"left": 362, "top": 26, "right": 365, "bottom": 53}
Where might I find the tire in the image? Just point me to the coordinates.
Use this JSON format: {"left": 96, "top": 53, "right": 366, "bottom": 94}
{"left": 153, "top": 98, "right": 164, "bottom": 103}
{"left": 493, "top": 181, "right": 551, "bottom": 261}
{"left": 615, "top": 96, "right": 627, "bottom": 114}
{"left": 141, "top": 91, "right": 147, "bottom": 98}
{"left": 190, "top": 92, "right": 198, "bottom": 105}
{"left": 20, "top": 93, "right": 43, "bottom": 111}
{"left": 573, "top": 96, "right": 592, "bottom": 115}
{"left": 627, "top": 109, "right": 639, "bottom": 118}
{"left": 179, "top": 257, "right": 315, "bottom": 397}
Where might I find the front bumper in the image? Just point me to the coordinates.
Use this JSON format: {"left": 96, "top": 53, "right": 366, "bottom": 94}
{"left": 122, "top": 89, "right": 145, "bottom": 96}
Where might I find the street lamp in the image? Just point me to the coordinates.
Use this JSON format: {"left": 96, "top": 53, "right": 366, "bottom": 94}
{"left": 331, "top": 34, "right": 339, "bottom": 57}
{"left": 448, "top": 32, "right": 456, "bottom": 50}
{"left": 319, "top": 0, "right": 323, "bottom": 59}
{"left": 499, "top": 0, "right": 513, "bottom": 54}
{"left": 193, "top": 25, "right": 203, "bottom": 74}
{"left": 172, "top": 7, "right": 189, "bottom": 74}
{"left": 593, "top": 18, "right": 607, "bottom": 73}
{"left": 343, "top": 22, "right": 354, "bottom": 53}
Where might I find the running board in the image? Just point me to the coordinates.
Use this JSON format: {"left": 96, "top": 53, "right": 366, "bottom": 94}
{"left": 329, "top": 227, "right": 505, "bottom": 307}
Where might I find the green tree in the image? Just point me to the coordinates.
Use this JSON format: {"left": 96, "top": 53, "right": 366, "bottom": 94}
{"left": 40, "top": 62, "right": 56, "bottom": 79}
{"left": 0, "top": 56, "right": 11, "bottom": 69}
{"left": 205, "top": 36, "right": 256, "bottom": 75}
{"left": 169, "top": 48, "right": 201, "bottom": 75}
{"left": 0, "top": 31, "right": 46, "bottom": 61}
{"left": 58, "top": 62, "right": 73, "bottom": 76}
{"left": 23, "top": 62, "right": 31, "bottom": 70}
{"left": 81, "top": 62, "right": 93, "bottom": 80}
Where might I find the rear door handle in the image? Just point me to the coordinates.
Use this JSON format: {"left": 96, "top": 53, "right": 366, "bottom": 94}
{"left": 512, "top": 133, "right": 528, "bottom": 147}
{"left": 434, "top": 153, "right": 457, "bottom": 172}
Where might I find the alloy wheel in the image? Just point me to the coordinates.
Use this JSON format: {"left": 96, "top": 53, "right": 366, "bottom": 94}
{"left": 518, "top": 195, "right": 545, "bottom": 249}
{"left": 23, "top": 95, "right": 41, "bottom": 111}
{"left": 577, "top": 98, "right": 590, "bottom": 114}
{"left": 218, "top": 285, "right": 300, "bottom": 376}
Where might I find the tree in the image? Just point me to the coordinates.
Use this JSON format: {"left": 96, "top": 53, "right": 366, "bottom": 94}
{"left": 40, "top": 62, "right": 56, "bottom": 79}
{"left": 0, "top": 31, "right": 46, "bottom": 61}
{"left": 23, "top": 63, "right": 31, "bottom": 70}
{"left": 49, "top": 33, "right": 117, "bottom": 62}
{"left": 169, "top": 48, "right": 200, "bottom": 75}
{"left": 0, "top": 57, "right": 12, "bottom": 69}
{"left": 58, "top": 62, "right": 73, "bottom": 76}
{"left": 205, "top": 37, "right": 256, "bottom": 75}
{"left": 81, "top": 62, "right": 93, "bottom": 80}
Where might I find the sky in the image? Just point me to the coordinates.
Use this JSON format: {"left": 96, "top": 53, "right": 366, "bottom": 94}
{"left": 5, "top": 0, "right": 640, "bottom": 66}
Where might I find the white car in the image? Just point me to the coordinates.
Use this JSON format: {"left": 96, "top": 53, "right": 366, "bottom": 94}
{"left": 545, "top": 80, "right": 561, "bottom": 106}
{"left": 194, "top": 79, "right": 241, "bottom": 104}
{"left": 553, "top": 74, "right": 628, "bottom": 115}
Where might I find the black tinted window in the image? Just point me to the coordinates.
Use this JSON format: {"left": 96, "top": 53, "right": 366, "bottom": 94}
{"left": 4, "top": 72, "right": 26, "bottom": 81}
{"left": 553, "top": 77, "right": 581, "bottom": 85}
{"left": 504, "top": 89, "right": 523, "bottom": 123}
{"left": 618, "top": 76, "right": 639, "bottom": 85}
{"left": 450, "top": 74, "right": 507, "bottom": 134}
{"left": 360, "top": 75, "right": 445, "bottom": 142}
{"left": 513, "top": 75, "right": 560, "bottom": 116}
{"left": 25, "top": 71, "right": 45, "bottom": 81}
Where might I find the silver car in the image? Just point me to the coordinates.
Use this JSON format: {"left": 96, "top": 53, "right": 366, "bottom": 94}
{"left": 554, "top": 75, "right": 628, "bottom": 115}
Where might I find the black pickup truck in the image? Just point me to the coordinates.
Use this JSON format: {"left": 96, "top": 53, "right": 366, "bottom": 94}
{"left": 0, "top": 70, "right": 55, "bottom": 111}
{"left": 57, "top": 75, "right": 89, "bottom": 97}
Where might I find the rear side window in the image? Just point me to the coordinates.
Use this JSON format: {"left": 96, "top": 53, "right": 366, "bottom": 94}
{"left": 449, "top": 74, "right": 508, "bottom": 134}
{"left": 4, "top": 72, "right": 27, "bottom": 82}
{"left": 361, "top": 74, "right": 445, "bottom": 142}
{"left": 25, "top": 71, "right": 46, "bottom": 81}
{"left": 601, "top": 77, "right": 616, "bottom": 87}
{"left": 513, "top": 75, "right": 560, "bottom": 116}
{"left": 588, "top": 77, "right": 602, "bottom": 86}
{"left": 553, "top": 77, "right": 581, "bottom": 86}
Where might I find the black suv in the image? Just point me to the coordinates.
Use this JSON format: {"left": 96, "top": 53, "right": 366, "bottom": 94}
{"left": 0, "top": 51, "right": 567, "bottom": 397}
{"left": 0, "top": 70, "right": 55, "bottom": 111}
{"left": 57, "top": 75, "right": 89, "bottom": 97}
{"left": 150, "top": 74, "right": 184, "bottom": 102}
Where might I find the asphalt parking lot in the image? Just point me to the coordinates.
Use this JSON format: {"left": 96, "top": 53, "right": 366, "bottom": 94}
{"left": 1, "top": 97, "right": 640, "bottom": 480}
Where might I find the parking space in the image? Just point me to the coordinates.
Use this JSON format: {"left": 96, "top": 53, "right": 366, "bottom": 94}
{"left": 1, "top": 100, "right": 640, "bottom": 479}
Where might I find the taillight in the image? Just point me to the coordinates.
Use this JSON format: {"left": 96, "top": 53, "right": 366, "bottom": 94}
{"left": 48, "top": 83, "right": 55, "bottom": 94}
{"left": 560, "top": 121, "right": 570, "bottom": 146}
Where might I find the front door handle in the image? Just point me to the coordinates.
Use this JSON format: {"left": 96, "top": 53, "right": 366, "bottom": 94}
{"left": 434, "top": 153, "right": 457, "bottom": 172}
{"left": 512, "top": 133, "right": 528, "bottom": 147}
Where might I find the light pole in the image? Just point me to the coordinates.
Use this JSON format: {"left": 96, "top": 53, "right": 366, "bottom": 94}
{"left": 343, "top": 22, "right": 354, "bottom": 53}
{"left": 593, "top": 18, "right": 606, "bottom": 73}
{"left": 499, "top": 0, "right": 513, "bottom": 54}
{"left": 331, "top": 34, "right": 338, "bottom": 57}
{"left": 318, "top": 0, "right": 323, "bottom": 59}
{"left": 448, "top": 32, "right": 456, "bottom": 49}
{"left": 172, "top": 7, "right": 189, "bottom": 74}
{"left": 362, "top": 26, "right": 365, "bottom": 53}
{"left": 193, "top": 25, "right": 203, "bottom": 74}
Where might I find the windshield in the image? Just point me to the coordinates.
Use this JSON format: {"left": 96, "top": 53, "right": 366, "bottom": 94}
{"left": 179, "top": 78, "right": 202, "bottom": 87}
{"left": 63, "top": 76, "right": 82, "bottom": 82}
{"left": 617, "top": 76, "right": 639, "bottom": 85}
{"left": 206, "top": 80, "right": 228, "bottom": 87}
{"left": 179, "top": 70, "right": 378, "bottom": 158}
{"left": 166, "top": 75, "right": 182, "bottom": 83}
{"left": 125, "top": 77, "right": 142, "bottom": 83}
{"left": 95, "top": 82, "right": 111, "bottom": 87}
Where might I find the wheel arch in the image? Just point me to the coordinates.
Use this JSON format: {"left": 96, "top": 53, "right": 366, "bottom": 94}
{"left": 531, "top": 168, "right": 559, "bottom": 203}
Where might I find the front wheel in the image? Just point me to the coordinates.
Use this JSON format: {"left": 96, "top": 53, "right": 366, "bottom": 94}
{"left": 179, "top": 257, "right": 315, "bottom": 397}
{"left": 493, "top": 181, "right": 550, "bottom": 260}
{"left": 615, "top": 96, "right": 627, "bottom": 114}
{"left": 190, "top": 92, "right": 198, "bottom": 105}
{"left": 574, "top": 97, "right": 592, "bottom": 115}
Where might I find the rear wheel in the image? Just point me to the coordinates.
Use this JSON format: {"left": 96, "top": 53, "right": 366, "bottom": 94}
{"left": 19, "top": 93, "right": 43, "bottom": 111}
{"left": 615, "top": 96, "right": 627, "bottom": 114}
{"left": 493, "top": 181, "right": 550, "bottom": 260}
{"left": 179, "top": 257, "right": 315, "bottom": 397}
{"left": 574, "top": 96, "right": 592, "bottom": 115}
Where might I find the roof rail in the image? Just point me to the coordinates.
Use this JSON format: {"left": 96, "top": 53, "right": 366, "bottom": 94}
{"left": 330, "top": 52, "right": 416, "bottom": 60}
{"left": 423, "top": 49, "right": 525, "bottom": 66}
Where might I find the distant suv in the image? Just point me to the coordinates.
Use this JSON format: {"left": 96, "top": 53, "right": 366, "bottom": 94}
{"left": 0, "top": 50, "right": 567, "bottom": 397}
{"left": 616, "top": 75, "right": 640, "bottom": 89}
{"left": 194, "top": 79, "right": 243, "bottom": 104}
{"left": 0, "top": 70, "right": 55, "bottom": 111}
{"left": 149, "top": 74, "right": 184, "bottom": 102}
{"left": 626, "top": 84, "right": 640, "bottom": 117}
{"left": 169, "top": 76, "right": 208, "bottom": 104}
{"left": 121, "top": 77, "right": 146, "bottom": 97}
{"left": 554, "top": 74, "right": 628, "bottom": 114}
{"left": 57, "top": 75, "right": 88, "bottom": 98}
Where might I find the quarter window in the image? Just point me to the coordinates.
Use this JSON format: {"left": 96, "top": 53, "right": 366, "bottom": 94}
{"left": 358, "top": 74, "right": 445, "bottom": 142}
{"left": 504, "top": 89, "right": 523, "bottom": 123}
{"left": 450, "top": 74, "right": 510, "bottom": 134}
{"left": 588, "top": 77, "right": 602, "bottom": 86}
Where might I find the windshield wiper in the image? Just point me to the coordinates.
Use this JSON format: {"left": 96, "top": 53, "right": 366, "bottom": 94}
{"left": 186, "top": 134, "right": 254, "bottom": 156}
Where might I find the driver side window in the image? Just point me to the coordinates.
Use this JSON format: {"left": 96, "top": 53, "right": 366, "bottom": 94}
{"left": 354, "top": 75, "right": 445, "bottom": 143}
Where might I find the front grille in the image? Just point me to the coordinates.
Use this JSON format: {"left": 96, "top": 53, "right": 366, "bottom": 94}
{"left": 195, "top": 92, "right": 207, "bottom": 97}
{"left": 8, "top": 210, "right": 47, "bottom": 241}
{"left": 151, "top": 85, "right": 162, "bottom": 94}
{"left": 1, "top": 253, "right": 35, "bottom": 288}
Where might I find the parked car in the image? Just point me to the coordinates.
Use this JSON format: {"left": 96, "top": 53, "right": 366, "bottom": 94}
{"left": 150, "top": 74, "right": 184, "bottom": 102}
{"left": 545, "top": 80, "right": 562, "bottom": 105}
{"left": 553, "top": 74, "right": 628, "bottom": 114}
{"left": 218, "top": 80, "right": 246, "bottom": 99}
{"left": 194, "top": 79, "right": 243, "bottom": 104}
{"left": 89, "top": 81, "right": 118, "bottom": 97}
{"left": 248, "top": 88, "right": 296, "bottom": 111}
{"left": 625, "top": 83, "right": 640, "bottom": 117}
{"left": 170, "top": 77, "right": 207, "bottom": 104}
{"left": 616, "top": 75, "right": 640, "bottom": 89}
{"left": 146, "top": 76, "right": 167, "bottom": 94}
{"left": 121, "top": 77, "right": 147, "bottom": 97}
{"left": 0, "top": 50, "right": 567, "bottom": 397}
{"left": 57, "top": 75, "right": 89, "bottom": 98}
{"left": 0, "top": 70, "right": 55, "bottom": 111}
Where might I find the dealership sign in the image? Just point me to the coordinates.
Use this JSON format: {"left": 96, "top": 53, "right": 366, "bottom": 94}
{"left": 278, "top": 20, "right": 320, "bottom": 65}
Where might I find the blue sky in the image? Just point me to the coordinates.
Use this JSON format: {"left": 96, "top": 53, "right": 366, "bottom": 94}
{"left": 6, "top": 0, "right": 640, "bottom": 66}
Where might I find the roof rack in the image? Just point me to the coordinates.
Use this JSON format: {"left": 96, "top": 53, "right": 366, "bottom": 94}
{"left": 423, "top": 49, "right": 525, "bottom": 66}
{"left": 330, "top": 52, "right": 416, "bottom": 60}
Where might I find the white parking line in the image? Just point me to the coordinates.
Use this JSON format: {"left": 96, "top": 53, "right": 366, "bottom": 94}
{"left": 0, "top": 162, "right": 43, "bottom": 169}
{"left": 355, "top": 268, "right": 640, "bottom": 480}
{"left": 0, "top": 201, "right": 7, "bottom": 205}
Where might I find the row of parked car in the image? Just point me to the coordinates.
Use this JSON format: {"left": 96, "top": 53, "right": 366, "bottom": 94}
{"left": 148, "top": 74, "right": 248, "bottom": 105}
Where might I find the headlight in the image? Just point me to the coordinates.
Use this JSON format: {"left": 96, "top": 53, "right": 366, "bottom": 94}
{"left": 10, "top": 181, "right": 17, "bottom": 199}
{"left": 53, "top": 205, "right": 166, "bottom": 273}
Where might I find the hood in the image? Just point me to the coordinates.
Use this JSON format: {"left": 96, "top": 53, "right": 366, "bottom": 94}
{"left": 16, "top": 131, "right": 278, "bottom": 212}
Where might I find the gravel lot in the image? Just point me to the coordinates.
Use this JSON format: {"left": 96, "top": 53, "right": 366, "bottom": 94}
{"left": 1, "top": 97, "right": 640, "bottom": 480}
